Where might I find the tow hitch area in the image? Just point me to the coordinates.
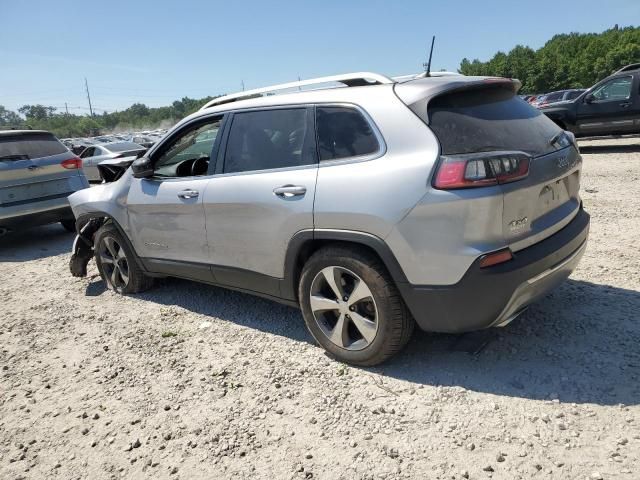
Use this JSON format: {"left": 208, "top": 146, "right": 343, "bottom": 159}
{"left": 69, "top": 218, "right": 104, "bottom": 277}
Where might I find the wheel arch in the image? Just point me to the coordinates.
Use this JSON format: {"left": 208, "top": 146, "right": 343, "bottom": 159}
{"left": 75, "top": 211, "right": 147, "bottom": 272}
{"left": 283, "top": 229, "right": 409, "bottom": 301}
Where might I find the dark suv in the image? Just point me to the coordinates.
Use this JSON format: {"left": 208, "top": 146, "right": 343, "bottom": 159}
{"left": 540, "top": 64, "right": 640, "bottom": 137}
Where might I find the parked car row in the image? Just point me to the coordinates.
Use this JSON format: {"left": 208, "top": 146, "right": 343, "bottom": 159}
{"left": 60, "top": 129, "right": 168, "bottom": 156}
{"left": 530, "top": 89, "right": 586, "bottom": 107}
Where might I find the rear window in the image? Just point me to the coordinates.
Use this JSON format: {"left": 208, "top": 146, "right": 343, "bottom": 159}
{"left": 0, "top": 132, "right": 68, "bottom": 160}
{"left": 421, "top": 87, "right": 561, "bottom": 157}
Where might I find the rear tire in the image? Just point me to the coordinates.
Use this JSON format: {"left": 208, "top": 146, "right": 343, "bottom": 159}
{"left": 298, "top": 245, "right": 414, "bottom": 366}
{"left": 94, "top": 223, "right": 154, "bottom": 294}
{"left": 60, "top": 219, "right": 76, "bottom": 232}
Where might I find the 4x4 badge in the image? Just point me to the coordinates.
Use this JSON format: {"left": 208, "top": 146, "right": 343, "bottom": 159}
{"left": 556, "top": 155, "right": 570, "bottom": 168}
{"left": 508, "top": 217, "right": 528, "bottom": 231}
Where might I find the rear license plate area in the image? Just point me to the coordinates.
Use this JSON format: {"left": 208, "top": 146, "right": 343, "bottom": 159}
{"left": 0, "top": 179, "right": 70, "bottom": 205}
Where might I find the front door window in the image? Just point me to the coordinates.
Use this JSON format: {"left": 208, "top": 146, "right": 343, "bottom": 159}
{"left": 590, "top": 76, "right": 632, "bottom": 102}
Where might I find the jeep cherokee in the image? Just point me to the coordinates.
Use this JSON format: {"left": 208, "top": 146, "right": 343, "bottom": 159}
{"left": 68, "top": 72, "right": 590, "bottom": 366}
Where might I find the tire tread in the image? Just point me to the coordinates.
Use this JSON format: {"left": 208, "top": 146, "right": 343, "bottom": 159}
{"left": 299, "top": 244, "right": 414, "bottom": 366}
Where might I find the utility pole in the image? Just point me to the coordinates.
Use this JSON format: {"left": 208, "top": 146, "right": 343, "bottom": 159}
{"left": 84, "top": 77, "right": 94, "bottom": 116}
{"left": 241, "top": 80, "right": 245, "bottom": 91}
{"left": 64, "top": 102, "right": 69, "bottom": 116}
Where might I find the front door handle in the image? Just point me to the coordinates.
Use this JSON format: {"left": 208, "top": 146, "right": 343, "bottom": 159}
{"left": 620, "top": 102, "right": 632, "bottom": 108}
{"left": 273, "top": 185, "right": 306, "bottom": 198}
{"left": 178, "top": 189, "right": 199, "bottom": 199}
{"left": 27, "top": 165, "right": 41, "bottom": 171}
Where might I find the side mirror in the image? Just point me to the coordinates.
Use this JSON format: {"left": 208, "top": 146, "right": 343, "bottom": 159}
{"left": 131, "top": 157, "right": 154, "bottom": 178}
{"left": 585, "top": 93, "right": 595, "bottom": 104}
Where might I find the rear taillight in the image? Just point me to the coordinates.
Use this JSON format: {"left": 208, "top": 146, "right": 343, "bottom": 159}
{"left": 434, "top": 152, "right": 530, "bottom": 190}
{"left": 61, "top": 157, "right": 82, "bottom": 169}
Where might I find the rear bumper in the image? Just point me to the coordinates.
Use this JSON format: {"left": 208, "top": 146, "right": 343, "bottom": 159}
{"left": 398, "top": 208, "right": 590, "bottom": 333}
{"left": 0, "top": 196, "right": 74, "bottom": 229}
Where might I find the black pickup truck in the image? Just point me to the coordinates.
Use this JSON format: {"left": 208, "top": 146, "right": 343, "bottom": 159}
{"left": 540, "top": 64, "right": 640, "bottom": 137}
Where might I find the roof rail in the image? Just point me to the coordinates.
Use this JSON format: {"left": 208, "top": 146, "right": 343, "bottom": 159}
{"left": 614, "top": 63, "right": 640, "bottom": 74}
{"left": 200, "top": 72, "right": 394, "bottom": 110}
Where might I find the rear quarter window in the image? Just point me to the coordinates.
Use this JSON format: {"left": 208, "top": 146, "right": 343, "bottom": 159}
{"left": 0, "top": 133, "right": 68, "bottom": 160}
{"left": 316, "top": 106, "right": 379, "bottom": 161}
{"left": 424, "top": 87, "right": 561, "bottom": 157}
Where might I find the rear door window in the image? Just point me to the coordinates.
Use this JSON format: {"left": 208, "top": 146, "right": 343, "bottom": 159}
{"left": 423, "top": 87, "right": 562, "bottom": 157}
{"left": 316, "top": 106, "right": 379, "bottom": 161}
{"left": 0, "top": 132, "right": 67, "bottom": 160}
{"left": 223, "top": 108, "right": 313, "bottom": 173}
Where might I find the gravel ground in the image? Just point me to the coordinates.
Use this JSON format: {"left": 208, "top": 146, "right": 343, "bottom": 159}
{"left": 1, "top": 137, "right": 639, "bottom": 480}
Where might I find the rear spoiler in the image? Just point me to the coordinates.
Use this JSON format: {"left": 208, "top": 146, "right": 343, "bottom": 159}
{"left": 394, "top": 76, "right": 521, "bottom": 124}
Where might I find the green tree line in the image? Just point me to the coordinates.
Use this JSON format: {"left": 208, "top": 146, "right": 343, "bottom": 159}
{"left": 0, "top": 96, "right": 217, "bottom": 138}
{"left": 459, "top": 25, "right": 640, "bottom": 93}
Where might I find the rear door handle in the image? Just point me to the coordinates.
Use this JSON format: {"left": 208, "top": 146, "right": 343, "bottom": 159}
{"left": 273, "top": 185, "right": 306, "bottom": 197}
{"left": 620, "top": 102, "right": 632, "bottom": 108}
{"left": 178, "top": 189, "right": 199, "bottom": 199}
{"left": 27, "top": 165, "right": 41, "bottom": 171}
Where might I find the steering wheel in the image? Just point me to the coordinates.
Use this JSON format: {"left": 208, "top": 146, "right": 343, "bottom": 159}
{"left": 191, "top": 156, "right": 209, "bottom": 176}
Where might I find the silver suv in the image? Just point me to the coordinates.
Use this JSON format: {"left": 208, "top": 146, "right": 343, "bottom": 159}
{"left": 68, "top": 72, "right": 590, "bottom": 366}
{"left": 1, "top": 130, "right": 89, "bottom": 235}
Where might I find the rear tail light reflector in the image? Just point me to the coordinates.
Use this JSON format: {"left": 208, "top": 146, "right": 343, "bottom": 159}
{"left": 479, "top": 248, "right": 513, "bottom": 268}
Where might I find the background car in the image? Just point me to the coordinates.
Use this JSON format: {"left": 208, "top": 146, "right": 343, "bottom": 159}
{"left": 129, "top": 135, "right": 157, "bottom": 149}
{"left": 79, "top": 141, "right": 146, "bottom": 182}
{"left": 0, "top": 129, "right": 89, "bottom": 235}
{"left": 536, "top": 89, "right": 586, "bottom": 107}
{"left": 540, "top": 64, "right": 640, "bottom": 136}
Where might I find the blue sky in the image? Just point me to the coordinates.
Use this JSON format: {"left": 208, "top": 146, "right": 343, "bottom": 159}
{"left": 0, "top": 0, "right": 637, "bottom": 114}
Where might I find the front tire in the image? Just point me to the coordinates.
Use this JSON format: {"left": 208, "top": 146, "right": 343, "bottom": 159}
{"left": 299, "top": 246, "right": 414, "bottom": 366}
{"left": 94, "top": 223, "right": 153, "bottom": 294}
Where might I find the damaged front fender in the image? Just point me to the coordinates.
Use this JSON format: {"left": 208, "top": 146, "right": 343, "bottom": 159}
{"left": 69, "top": 218, "right": 105, "bottom": 277}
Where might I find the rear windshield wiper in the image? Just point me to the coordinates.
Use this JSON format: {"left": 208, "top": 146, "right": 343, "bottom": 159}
{"left": 548, "top": 132, "right": 564, "bottom": 146}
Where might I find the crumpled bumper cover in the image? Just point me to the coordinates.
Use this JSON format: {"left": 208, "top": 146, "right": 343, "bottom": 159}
{"left": 69, "top": 218, "right": 104, "bottom": 277}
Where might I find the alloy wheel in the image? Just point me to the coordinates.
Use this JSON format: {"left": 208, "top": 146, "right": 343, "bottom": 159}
{"left": 309, "top": 266, "right": 379, "bottom": 350}
{"left": 98, "top": 236, "right": 130, "bottom": 292}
